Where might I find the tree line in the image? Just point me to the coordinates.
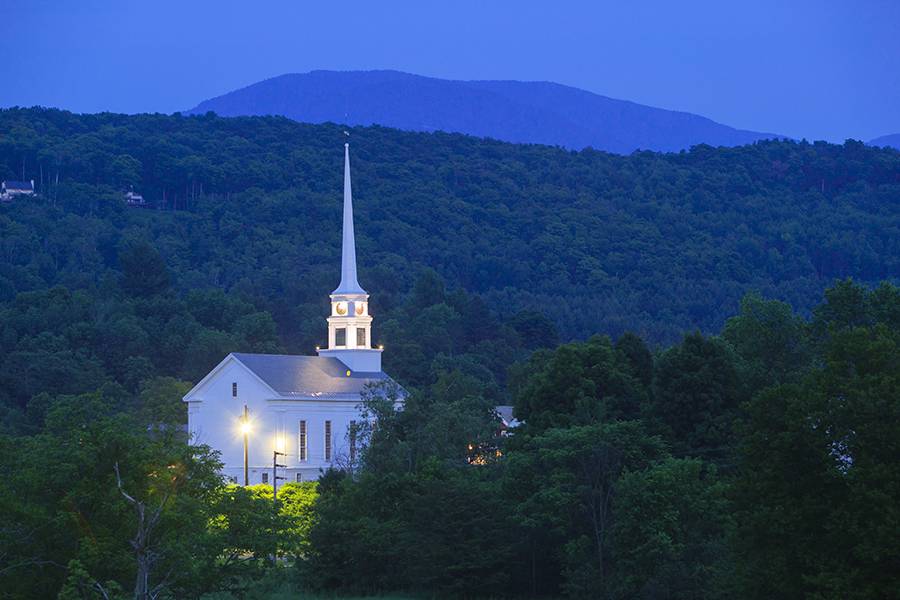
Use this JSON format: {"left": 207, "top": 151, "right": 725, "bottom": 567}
{"left": 0, "top": 278, "right": 897, "bottom": 599}
{"left": 306, "top": 280, "right": 899, "bottom": 599}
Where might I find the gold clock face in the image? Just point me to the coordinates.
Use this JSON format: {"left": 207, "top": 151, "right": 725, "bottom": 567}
{"left": 355, "top": 304, "right": 365, "bottom": 315}
{"left": 335, "top": 302, "right": 347, "bottom": 315}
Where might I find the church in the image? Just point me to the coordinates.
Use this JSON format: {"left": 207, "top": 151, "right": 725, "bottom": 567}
{"left": 183, "top": 143, "right": 401, "bottom": 484}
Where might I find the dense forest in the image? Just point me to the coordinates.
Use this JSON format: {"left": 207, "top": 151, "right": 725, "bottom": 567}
{"left": 2, "top": 281, "right": 897, "bottom": 599}
{"left": 1, "top": 107, "right": 897, "bottom": 348}
{"left": 0, "top": 108, "right": 898, "bottom": 599}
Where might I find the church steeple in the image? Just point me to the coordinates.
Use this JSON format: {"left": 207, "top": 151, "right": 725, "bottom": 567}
{"left": 333, "top": 143, "right": 366, "bottom": 295}
{"left": 318, "top": 142, "right": 383, "bottom": 373}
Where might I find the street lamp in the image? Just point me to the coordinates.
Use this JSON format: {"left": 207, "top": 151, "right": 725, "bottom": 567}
{"left": 241, "top": 405, "right": 249, "bottom": 486}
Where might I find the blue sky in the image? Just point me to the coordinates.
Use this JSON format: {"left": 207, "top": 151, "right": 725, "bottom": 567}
{"left": 2, "top": 0, "right": 898, "bottom": 141}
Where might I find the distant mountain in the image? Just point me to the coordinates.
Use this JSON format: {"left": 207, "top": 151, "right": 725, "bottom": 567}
{"left": 869, "top": 134, "right": 900, "bottom": 150}
{"left": 187, "top": 70, "right": 783, "bottom": 153}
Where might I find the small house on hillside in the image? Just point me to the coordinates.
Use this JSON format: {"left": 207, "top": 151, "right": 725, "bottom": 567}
{"left": 124, "top": 190, "right": 146, "bottom": 206}
{"left": 1, "top": 180, "right": 35, "bottom": 201}
{"left": 495, "top": 405, "right": 521, "bottom": 435}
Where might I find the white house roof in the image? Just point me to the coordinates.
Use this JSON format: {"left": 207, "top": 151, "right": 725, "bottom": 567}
{"left": 231, "top": 352, "right": 391, "bottom": 397}
{"left": 495, "top": 405, "right": 520, "bottom": 428}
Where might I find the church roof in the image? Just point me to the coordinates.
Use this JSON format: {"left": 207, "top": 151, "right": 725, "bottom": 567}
{"left": 232, "top": 352, "right": 390, "bottom": 398}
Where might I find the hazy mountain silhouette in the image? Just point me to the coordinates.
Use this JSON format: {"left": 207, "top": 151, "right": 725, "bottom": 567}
{"left": 869, "top": 134, "right": 900, "bottom": 150}
{"left": 187, "top": 70, "right": 783, "bottom": 153}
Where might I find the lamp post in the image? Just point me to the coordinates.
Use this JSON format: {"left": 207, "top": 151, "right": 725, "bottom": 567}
{"left": 241, "top": 405, "right": 249, "bottom": 486}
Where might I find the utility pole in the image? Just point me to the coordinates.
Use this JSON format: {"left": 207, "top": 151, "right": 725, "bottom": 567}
{"left": 273, "top": 451, "right": 287, "bottom": 501}
{"left": 242, "top": 405, "right": 249, "bottom": 486}
{"left": 271, "top": 450, "right": 287, "bottom": 567}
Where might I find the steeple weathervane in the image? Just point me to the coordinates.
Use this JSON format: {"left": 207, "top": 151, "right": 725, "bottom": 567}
{"left": 333, "top": 143, "right": 366, "bottom": 295}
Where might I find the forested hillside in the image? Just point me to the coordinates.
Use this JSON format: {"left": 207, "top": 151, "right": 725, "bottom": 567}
{"left": 1, "top": 108, "right": 898, "bottom": 599}
{"left": 1, "top": 107, "right": 897, "bottom": 349}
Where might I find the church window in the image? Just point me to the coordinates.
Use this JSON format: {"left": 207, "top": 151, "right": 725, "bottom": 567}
{"left": 299, "top": 420, "right": 307, "bottom": 461}
{"left": 356, "top": 327, "right": 366, "bottom": 347}
{"left": 262, "top": 472, "right": 269, "bottom": 484}
{"left": 335, "top": 328, "right": 346, "bottom": 346}
{"left": 325, "top": 420, "right": 332, "bottom": 461}
{"left": 232, "top": 382, "right": 237, "bottom": 398}
{"left": 295, "top": 473, "right": 302, "bottom": 482}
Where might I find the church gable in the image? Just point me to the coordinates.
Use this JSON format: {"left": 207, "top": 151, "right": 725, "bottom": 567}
{"left": 182, "top": 354, "right": 277, "bottom": 403}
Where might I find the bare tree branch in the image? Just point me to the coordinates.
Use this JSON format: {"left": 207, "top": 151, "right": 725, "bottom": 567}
{"left": 114, "top": 461, "right": 138, "bottom": 506}
{"left": 93, "top": 580, "right": 112, "bottom": 600}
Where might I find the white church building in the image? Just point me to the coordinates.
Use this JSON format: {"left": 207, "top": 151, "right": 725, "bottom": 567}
{"left": 183, "top": 144, "right": 400, "bottom": 484}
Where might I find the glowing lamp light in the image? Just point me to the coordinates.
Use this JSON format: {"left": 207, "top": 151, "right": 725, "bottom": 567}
{"left": 239, "top": 421, "right": 251, "bottom": 435}
{"left": 345, "top": 370, "right": 352, "bottom": 377}
{"left": 378, "top": 344, "right": 384, "bottom": 350}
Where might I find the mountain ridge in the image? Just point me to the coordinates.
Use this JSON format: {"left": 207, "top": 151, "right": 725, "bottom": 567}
{"left": 187, "top": 69, "right": 785, "bottom": 154}
{"left": 869, "top": 133, "right": 900, "bottom": 150}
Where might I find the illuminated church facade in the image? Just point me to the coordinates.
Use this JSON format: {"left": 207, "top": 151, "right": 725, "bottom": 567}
{"left": 183, "top": 144, "right": 399, "bottom": 484}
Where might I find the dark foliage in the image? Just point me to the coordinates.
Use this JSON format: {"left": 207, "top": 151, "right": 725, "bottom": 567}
{"left": 0, "top": 108, "right": 897, "bottom": 599}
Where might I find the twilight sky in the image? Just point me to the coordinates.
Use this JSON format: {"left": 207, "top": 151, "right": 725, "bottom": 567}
{"left": 2, "top": 0, "right": 898, "bottom": 142}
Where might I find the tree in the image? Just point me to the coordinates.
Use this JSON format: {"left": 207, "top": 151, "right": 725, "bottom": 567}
{"left": 612, "top": 458, "right": 733, "bottom": 599}
{"left": 504, "top": 421, "right": 667, "bottom": 597}
{"left": 514, "top": 336, "right": 648, "bottom": 432}
{"left": 118, "top": 242, "right": 170, "bottom": 297}
{"left": 614, "top": 331, "right": 654, "bottom": 387}
{"left": 57, "top": 559, "right": 125, "bottom": 600}
{"left": 113, "top": 461, "right": 174, "bottom": 600}
{"left": 510, "top": 309, "right": 560, "bottom": 350}
{"left": 135, "top": 376, "right": 191, "bottom": 428}
{"left": 651, "top": 333, "right": 742, "bottom": 460}
{"left": 734, "top": 321, "right": 900, "bottom": 599}
{"left": 723, "top": 292, "right": 808, "bottom": 391}
{"left": 274, "top": 482, "right": 319, "bottom": 557}
{"left": 0, "top": 391, "right": 224, "bottom": 599}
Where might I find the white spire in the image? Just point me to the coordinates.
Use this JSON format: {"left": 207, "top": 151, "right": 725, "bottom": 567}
{"left": 333, "top": 143, "right": 366, "bottom": 295}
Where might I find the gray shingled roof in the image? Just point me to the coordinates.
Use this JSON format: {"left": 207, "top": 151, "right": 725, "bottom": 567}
{"left": 3, "top": 180, "right": 33, "bottom": 191}
{"left": 232, "top": 353, "right": 392, "bottom": 398}
{"left": 495, "top": 405, "right": 520, "bottom": 427}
